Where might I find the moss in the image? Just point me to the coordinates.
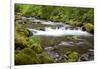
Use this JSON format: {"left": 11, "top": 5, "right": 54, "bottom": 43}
{"left": 15, "top": 34, "right": 28, "bottom": 49}
{"left": 39, "top": 52, "right": 54, "bottom": 64}
{"left": 65, "top": 51, "right": 79, "bottom": 62}
{"left": 15, "top": 23, "right": 33, "bottom": 37}
{"left": 31, "top": 45, "right": 43, "bottom": 54}
{"left": 22, "top": 48, "right": 37, "bottom": 57}
{"left": 15, "top": 53, "right": 33, "bottom": 65}
{"left": 21, "top": 48, "right": 41, "bottom": 64}
{"left": 27, "top": 36, "right": 43, "bottom": 53}
{"left": 27, "top": 36, "right": 41, "bottom": 47}
{"left": 83, "top": 23, "right": 94, "bottom": 33}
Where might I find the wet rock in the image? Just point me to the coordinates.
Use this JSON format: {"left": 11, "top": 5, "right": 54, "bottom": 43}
{"left": 40, "top": 28, "right": 45, "bottom": 31}
{"left": 78, "top": 52, "right": 94, "bottom": 61}
{"left": 44, "top": 47, "right": 54, "bottom": 51}
{"left": 79, "top": 54, "right": 89, "bottom": 61}
{"left": 69, "top": 27, "right": 75, "bottom": 30}
{"left": 32, "top": 19, "right": 41, "bottom": 23}
{"left": 58, "top": 41, "right": 74, "bottom": 46}
{"left": 74, "top": 27, "right": 80, "bottom": 30}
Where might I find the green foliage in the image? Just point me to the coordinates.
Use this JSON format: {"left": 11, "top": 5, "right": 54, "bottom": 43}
{"left": 15, "top": 4, "right": 94, "bottom": 24}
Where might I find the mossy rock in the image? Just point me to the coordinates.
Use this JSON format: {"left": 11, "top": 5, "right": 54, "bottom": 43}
{"left": 31, "top": 45, "right": 43, "bottom": 54}
{"left": 27, "top": 36, "right": 43, "bottom": 53}
{"left": 15, "top": 23, "right": 33, "bottom": 37}
{"left": 39, "top": 52, "right": 54, "bottom": 64}
{"left": 26, "top": 36, "right": 41, "bottom": 47}
{"left": 83, "top": 23, "right": 94, "bottom": 33}
{"left": 15, "top": 34, "right": 28, "bottom": 49}
{"left": 22, "top": 48, "right": 37, "bottom": 57}
{"left": 15, "top": 53, "right": 33, "bottom": 65}
{"left": 21, "top": 48, "right": 41, "bottom": 64}
{"left": 65, "top": 51, "right": 79, "bottom": 62}
{"left": 68, "top": 52, "right": 79, "bottom": 59}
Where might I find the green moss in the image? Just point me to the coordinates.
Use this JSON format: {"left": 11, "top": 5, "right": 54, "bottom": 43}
{"left": 83, "top": 23, "right": 94, "bottom": 33}
{"left": 15, "top": 34, "right": 28, "bottom": 49}
{"left": 15, "top": 23, "right": 33, "bottom": 37}
{"left": 22, "top": 48, "right": 37, "bottom": 57}
{"left": 27, "top": 36, "right": 41, "bottom": 47}
{"left": 31, "top": 45, "right": 43, "bottom": 54}
{"left": 21, "top": 48, "right": 42, "bottom": 64}
{"left": 65, "top": 51, "right": 79, "bottom": 62}
{"left": 15, "top": 53, "right": 33, "bottom": 65}
{"left": 27, "top": 36, "right": 43, "bottom": 53}
{"left": 39, "top": 52, "right": 54, "bottom": 64}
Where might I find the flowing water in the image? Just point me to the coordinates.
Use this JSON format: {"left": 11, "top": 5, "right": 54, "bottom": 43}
{"left": 19, "top": 17, "right": 94, "bottom": 62}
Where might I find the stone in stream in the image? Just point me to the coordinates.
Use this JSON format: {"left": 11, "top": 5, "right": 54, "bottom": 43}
{"left": 32, "top": 19, "right": 41, "bottom": 24}
{"left": 46, "top": 51, "right": 59, "bottom": 59}
{"left": 74, "top": 27, "right": 81, "bottom": 30}
{"left": 69, "top": 27, "right": 75, "bottom": 30}
{"left": 44, "top": 46, "right": 63, "bottom": 62}
{"left": 39, "top": 28, "right": 45, "bottom": 31}
{"left": 65, "top": 27, "right": 68, "bottom": 29}
{"left": 44, "top": 46, "right": 54, "bottom": 51}
{"left": 58, "top": 41, "right": 74, "bottom": 46}
{"left": 78, "top": 51, "right": 94, "bottom": 61}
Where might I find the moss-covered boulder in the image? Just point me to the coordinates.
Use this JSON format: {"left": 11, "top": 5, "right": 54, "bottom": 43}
{"left": 64, "top": 51, "right": 79, "bottom": 62}
{"left": 22, "top": 48, "right": 37, "bottom": 57}
{"left": 15, "top": 53, "right": 33, "bottom": 65}
{"left": 21, "top": 48, "right": 41, "bottom": 64}
{"left": 39, "top": 52, "right": 54, "bottom": 64}
{"left": 15, "top": 34, "right": 28, "bottom": 49}
{"left": 82, "top": 23, "right": 94, "bottom": 33}
{"left": 15, "top": 23, "right": 33, "bottom": 37}
{"left": 27, "top": 36, "right": 43, "bottom": 53}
